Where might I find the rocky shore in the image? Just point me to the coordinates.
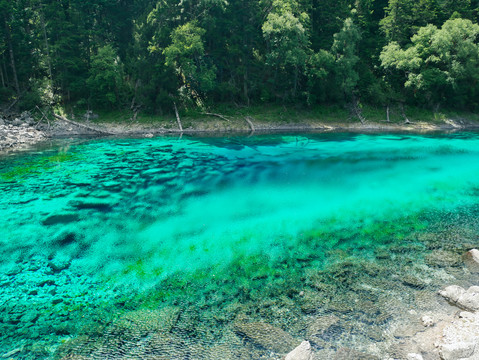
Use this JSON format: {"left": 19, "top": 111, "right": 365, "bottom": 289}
{"left": 394, "top": 250, "right": 479, "bottom": 360}
{"left": 0, "top": 112, "right": 47, "bottom": 152}
{"left": 1, "top": 110, "right": 478, "bottom": 155}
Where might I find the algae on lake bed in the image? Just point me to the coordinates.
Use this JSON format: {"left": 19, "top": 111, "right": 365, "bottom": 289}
{"left": 1, "top": 133, "right": 479, "bottom": 359}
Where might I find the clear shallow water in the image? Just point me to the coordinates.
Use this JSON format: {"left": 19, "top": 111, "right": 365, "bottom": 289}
{"left": 0, "top": 132, "right": 479, "bottom": 359}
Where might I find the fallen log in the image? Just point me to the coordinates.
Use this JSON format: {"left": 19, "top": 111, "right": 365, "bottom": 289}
{"left": 245, "top": 116, "right": 255, "bottom": 132}
{"left": 400, "top": 103, "right": 411, "bottom": 124}
{"left": 53, "top": 113, "right": 114, "bottom": 135}
{"left": 174, "top": 102, "right": 183, "bottom": 132}
{"left": 202, "top": 112, "right": 230, "bottom": 122}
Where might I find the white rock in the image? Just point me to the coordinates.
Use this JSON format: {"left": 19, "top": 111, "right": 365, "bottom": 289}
{"left": 438, "top": 311, "right": 479, "bottom": 360}
{"left": 421, "top": 315, "right": 434, "bottom": 327}
{"left": 469, "top": 249, "right": 479, "bottom": 264}
{"left": 285, "top": 341, "right": 313, "bottom": 360}
{"left": 407, "top": 353, "right": 424, "bottom": 360}
{"left": 439, "top": 285, "right": 479, "bottom": 312}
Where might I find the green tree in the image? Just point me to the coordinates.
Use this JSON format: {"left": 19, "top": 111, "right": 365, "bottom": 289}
{"left": 331, "top": 17, "right": 362, "bottom": 102}
{"left": 380, "top": 0, "right": 438, "bottom": 45}
{"left": 380, "top": 18, "right": 479, "bottom": 109}
{"left": 87, "top": 45, "right": 127, "bottom": 108}
{"left": 163, "top": 21, "right": 216, "bottom": 106}
{"left": 262, "top": 0, "right": 312, "bottom": 100}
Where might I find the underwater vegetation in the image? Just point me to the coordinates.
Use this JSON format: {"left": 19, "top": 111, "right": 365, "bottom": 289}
{"left": 1, "top": 133, "right": 479, "bottom": 359}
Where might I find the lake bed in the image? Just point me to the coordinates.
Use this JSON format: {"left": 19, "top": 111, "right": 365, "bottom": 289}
{"left": 1, "top": 133, "right": 479, "bottom": 359}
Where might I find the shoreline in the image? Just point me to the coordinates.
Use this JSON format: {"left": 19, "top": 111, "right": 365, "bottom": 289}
{"left": 2, "top": 113, "right": 479, "bottom": 155}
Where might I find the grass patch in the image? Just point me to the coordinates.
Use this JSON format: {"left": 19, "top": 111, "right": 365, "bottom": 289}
{"left": 49, "top": 103, "right": 479, "bottom": 128}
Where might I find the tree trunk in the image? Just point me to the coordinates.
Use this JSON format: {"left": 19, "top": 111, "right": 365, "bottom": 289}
{"left": 293, "top": 66, "right": 298, "bottom": 98}
{"left": 39, "top": 7, "right": 53, "bottom": 81}
{"left": 386, "top": 105, "right": 390, "bottom": 122}
{"left": 53, "top": 113, "right": 114, "bottom": 135}
{"left": 2, "top": 54, "right": 9, "bottom": 84}
{"left": 400, "top": 103, "right": 410, "bottom": 124}
{"left": 243, "top": 66, "right": 250, "bottom": 107}
{"left": 0, "top": 64, "right": 5, "bottom": 88}
{"left": 352, "top": 96, "right": 366, "bottom": 124}
{"left": 174, "top": 102, "right": 183, "bottom": 132}
{"left": 130, "top": 79, "right": 139, "bottom": 109}
{"left": 4, "top": 17, "right": 20, "bottom": 96}
{"left": 245, "top": 116, "right": 255, "bottom": 132}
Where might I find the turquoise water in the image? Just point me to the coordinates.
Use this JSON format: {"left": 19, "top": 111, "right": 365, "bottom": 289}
{"left": 1, "top": 133, "right": 479, "bottom": 359}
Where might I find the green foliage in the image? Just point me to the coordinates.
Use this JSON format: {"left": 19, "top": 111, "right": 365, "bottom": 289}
{"left": 381, "top": 18, "right": 479, "bottom": 109}
{"left": 163, "top": 22, "right": 216, "bottom": 105}
{"left": 1, "top": 0, "right": 479, "bottom": 113}
{"left": 262, "top": 0, "right": 312, "bottom": 100}
{"left": 331, "top": 17, "right": 362, "bottom": 101}
{"left": 87, "top": 45, "right": 127, "bottom": 108}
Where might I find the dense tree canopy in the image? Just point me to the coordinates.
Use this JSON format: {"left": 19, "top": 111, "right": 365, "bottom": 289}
{"left": 381, "top": 18, "right": 479, "bottom": 109}
{"left": 0, "top": 0, "right": 478, "bottom": 113}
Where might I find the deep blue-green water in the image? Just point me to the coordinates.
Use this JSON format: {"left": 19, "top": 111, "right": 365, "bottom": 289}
{"left": 1, "top": 133, "right": 479, "bottom": 359}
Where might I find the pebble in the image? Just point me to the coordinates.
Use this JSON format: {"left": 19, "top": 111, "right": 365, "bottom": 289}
{"left": 421, "top": 315, "right": 434, "bottom": 327}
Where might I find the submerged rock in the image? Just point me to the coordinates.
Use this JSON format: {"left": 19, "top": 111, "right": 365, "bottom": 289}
{"left": 425, "top": 250, "right": 461, "bottom": 267}
{"left": 402, "top": 275, "right": 428, "bottom": 289}
{"left": 42, "top": 213, "right": 79, "bottom": 226}
{"left": 54, "top": 335, "right": 96, "bottom": 359}
{"left": 109, "top": 307, "right": 180, "bottom": 339}
{"left": 299, "top": 289, "right": 328, "bottom": 314}
{"left": 439, "top": 285, "right": 479, "bottom": 312}
{"left": 306, "top": 315, "right": 340, "bottom": 345}
{"left": 233, "top": 321, "right": 298, "bottom": 353}
{"left": 146, "top": 333, "right": 187, "bottom": 357}
{"left": 334, "top": 347, "right": 380, "bottom": 360}
{"left": 285, "top": 341, "right": 313, "bottom": 360}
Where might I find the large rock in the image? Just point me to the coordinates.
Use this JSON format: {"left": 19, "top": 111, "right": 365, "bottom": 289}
{"left": 285, "top": 341, "right": 313, "bottom": 360}
{"left": 469, "top": 249, "right": 479, "bottom": 263}
{"left": 439, "top": 285, "right": 479, "bottom": 312}
{"left": 42, "top": 213, "right": 80, "bottom": 226}
{"left": 233, "top": 321, "right": 298, "bottom": 353}
{"left": 465, "top": 249, "right": 479, "bottom": 269}
{"left": 438, "top": 311, "right": 479, "bottom": 360}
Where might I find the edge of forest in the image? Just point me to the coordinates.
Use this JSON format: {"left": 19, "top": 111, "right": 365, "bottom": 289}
{"left": 55, "top": 105, "right": 479, "bottom": 137}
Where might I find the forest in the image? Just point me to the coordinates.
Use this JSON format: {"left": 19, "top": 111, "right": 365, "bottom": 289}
{"left": 1, "top": 0, "right": 479, "bottom": 115}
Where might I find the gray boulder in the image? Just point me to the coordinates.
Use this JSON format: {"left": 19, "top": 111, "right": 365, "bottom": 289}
{"left": 439, "top": 285, "right": 479, "bottom": 312}
{"left": 12, "top": 118, "right": 23, "bottom": 126}
{"left": 83, "top": 110, "right": 99, "bottom": 120}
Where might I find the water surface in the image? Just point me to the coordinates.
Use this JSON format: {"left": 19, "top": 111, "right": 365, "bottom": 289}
{"left": 1, "top": 132, "right": 479, "bottom": 359}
